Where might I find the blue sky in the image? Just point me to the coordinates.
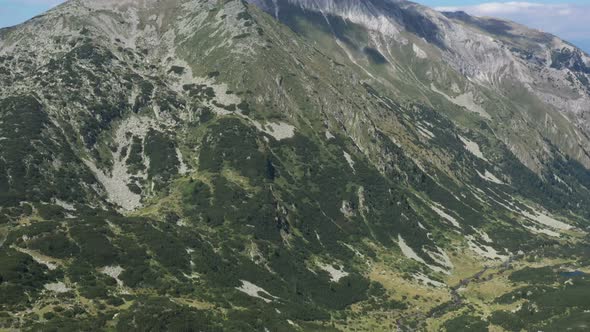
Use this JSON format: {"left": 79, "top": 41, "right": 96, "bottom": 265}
{"left": 0, "top": 0, "right": 588, "bottom": 52}
{"left": 0, "top": 0, "right": 62, "bottom": 28}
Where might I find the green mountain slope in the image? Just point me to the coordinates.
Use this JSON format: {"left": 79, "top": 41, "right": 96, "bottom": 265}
{"left": 1, "top": 0, "right": 590, "bottom": 330}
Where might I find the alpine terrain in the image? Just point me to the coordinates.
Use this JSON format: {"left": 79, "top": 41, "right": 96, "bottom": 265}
{"left": 1, "top": 0, "right": 590, "bottom": 330}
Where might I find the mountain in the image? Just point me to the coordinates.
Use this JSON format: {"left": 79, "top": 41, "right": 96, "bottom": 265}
{"left": 1, "top": 0, "right": 589, "bottom": 330}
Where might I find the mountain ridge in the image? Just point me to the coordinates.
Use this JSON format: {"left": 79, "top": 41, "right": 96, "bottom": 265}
{"left": 1, "top": 0, "right": 590, "bottom": 330}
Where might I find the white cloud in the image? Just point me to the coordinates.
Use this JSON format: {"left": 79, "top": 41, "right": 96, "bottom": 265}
{"left": 437, "top": 2, "right": 572, "bottom": 16}
{"left": 435, "top": 2, "right": 590, "bottom": 49}
{"left": 17, "top": 0, "right": 64, "bottom": 4}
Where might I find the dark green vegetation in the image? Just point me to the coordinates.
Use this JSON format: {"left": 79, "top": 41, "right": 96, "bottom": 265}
{"left": 551, "top": 48, "right": 590, "bottom": 74}
{"left": 144, "top": 129, "right": 180, "bottom": 188}
{"left": 443, "top": 314, "right": 488, "bottom": 332}
{"left": 0, "top": 96, "right": 98, "bottom": 209}
{"left": 490, "top": 265, "right": 590, "bottom": 331}
{"left": 0, "top": 249, "right": 60, "bottom": 307}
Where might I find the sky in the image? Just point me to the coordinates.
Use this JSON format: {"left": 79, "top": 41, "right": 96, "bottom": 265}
{"left": 0, "top": 0, "right": 588, "bottom": 53}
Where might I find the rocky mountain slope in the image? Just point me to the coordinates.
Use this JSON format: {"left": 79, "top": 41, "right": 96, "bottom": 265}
{"left": 1, "top": 0, "right": 590, "bottom": 330}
